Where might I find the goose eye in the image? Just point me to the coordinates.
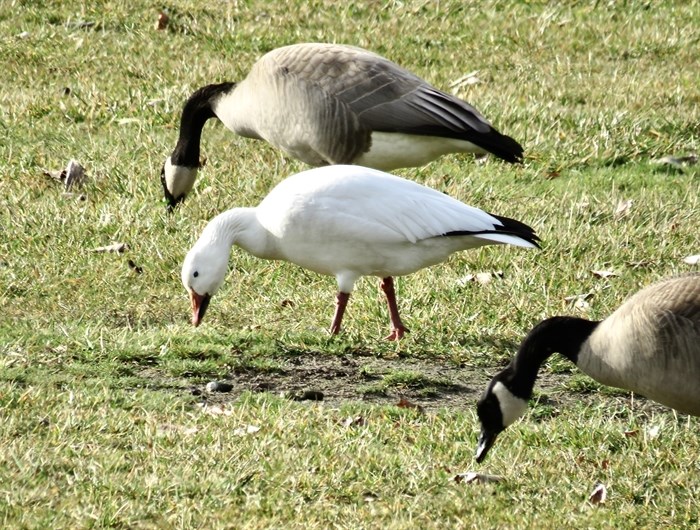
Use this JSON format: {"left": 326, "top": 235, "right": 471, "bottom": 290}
{"left": 193, "top": 271, "right": 199, "bottom": 278}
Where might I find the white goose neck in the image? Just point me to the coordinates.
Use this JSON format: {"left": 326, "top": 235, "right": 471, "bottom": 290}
{"left": 200, "top": 208, "right": 271, "bottom": 258}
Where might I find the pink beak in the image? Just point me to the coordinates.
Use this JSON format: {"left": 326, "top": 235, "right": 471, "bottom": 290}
{"left": 190, "top": 290, "right": 211, "bottom": 327}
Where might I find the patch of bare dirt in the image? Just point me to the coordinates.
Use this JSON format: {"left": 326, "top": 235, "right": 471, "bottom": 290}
{"left": 140, "top": 352, "right": 667, "bottom": 419}
{"left": 192, "top": 354, "right": 486, "bottom": 412}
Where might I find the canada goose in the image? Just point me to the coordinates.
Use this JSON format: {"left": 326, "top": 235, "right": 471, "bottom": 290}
{"left": 182, "top": 165, "right": 539, "bottom": 339}
{"left": 475, "top": 274, "right": 700, "bottom": 462}
{"left": 162, "top": 43, "right": 524, "bottom": 209}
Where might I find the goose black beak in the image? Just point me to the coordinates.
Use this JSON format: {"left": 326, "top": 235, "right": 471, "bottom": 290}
{"left": 475, "top": 427, "right": 499, "bottom": 463}
{"left": 190, "top": 290, "right": 212, "bottom": 327}
{"left": 160, "top": 165, "right": 185, "bottom": 212}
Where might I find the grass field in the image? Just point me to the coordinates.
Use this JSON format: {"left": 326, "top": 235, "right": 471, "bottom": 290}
{"left": 2, "top": 0, "right": 699, "bottom": 528}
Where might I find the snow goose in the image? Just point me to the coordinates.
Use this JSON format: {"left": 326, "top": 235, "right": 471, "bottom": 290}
{"left": 475, "top": 274, "right": 700, "bottom": 462}
{"left": 162, "top": 42, "right": 523, "bottom": 208}
{"left": 181, "top": 165, "right": 539, "bottom": 339}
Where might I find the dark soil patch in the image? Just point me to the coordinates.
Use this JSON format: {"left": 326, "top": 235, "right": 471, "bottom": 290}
{"left": 193, "top": 354, "right": 486, "bottom": 411}
{"left": 141, "top": 352, "right": 667, "bottom": 418}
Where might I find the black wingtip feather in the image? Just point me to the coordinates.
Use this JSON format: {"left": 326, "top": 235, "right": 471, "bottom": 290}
{"left": 489, "top": 212, "right": 540, "bottom": 248}
{"left": 444, "top": 213, "right": 540, "bottom": 248}
{"left": 473, "top": 130, "right": 524, "bottom": 164}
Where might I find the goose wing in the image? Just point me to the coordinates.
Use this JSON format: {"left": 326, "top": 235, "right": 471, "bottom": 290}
{"left": 257, "top": 166, "right": 533, "bottom": 246}
{"left": 263, "top": 44, "right": 522, "bottom": 162}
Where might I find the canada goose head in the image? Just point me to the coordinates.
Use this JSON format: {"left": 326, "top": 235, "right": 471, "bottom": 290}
{"left": 475, "top": 374, "right": 529, "bottom": 463}
{"left": 162, "top": 82, "right": 236, "bottom": 211}
{"left": 161, "top": 157, "right": 199, "bottom": 211}
{"left": 475, "top": 317, "right": 600, "bottom": 463}
{"left": 181, "top": 239, "right": 231, "bottom": 326}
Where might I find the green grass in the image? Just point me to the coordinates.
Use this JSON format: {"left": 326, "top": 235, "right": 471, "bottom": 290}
{"left": 358, "top": 368, "right": 454, "bottom": 397}
{"left": 2, "top": 0, "right": 699, "bottom": 528}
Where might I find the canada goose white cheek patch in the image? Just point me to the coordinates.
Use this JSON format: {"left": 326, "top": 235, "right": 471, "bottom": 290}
{"left": 164, "top": 158, "right": 198, "bottom": 199}
{"left": 492, "top": 381, "right": 528, "bottom": 427}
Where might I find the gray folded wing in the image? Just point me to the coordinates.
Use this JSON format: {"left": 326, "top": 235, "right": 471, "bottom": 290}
{"left": 264, "top": 43, "right": 521, "bottom": 163}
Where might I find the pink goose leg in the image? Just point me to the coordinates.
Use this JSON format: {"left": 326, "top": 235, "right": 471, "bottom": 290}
{"left": 330, "top": 291, "right": 350, "bottom": 335}
{"left": 380, "top": 276, "right": 409, "bottom": 341}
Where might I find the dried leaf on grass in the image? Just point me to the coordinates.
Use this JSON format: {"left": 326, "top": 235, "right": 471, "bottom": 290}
{"left": 457, "top": 271, "right": 504, "bottom": 286}
{"left": 627, "top": 259, "right": 654, "bottom": 269}
{"left": 91, "top": 242, "right": 129, "bottom": 253}
{"left": 565, "top": 293, "right": 593, "bottom": 312}
{"left": 117, "top": 118, "right": 141, "bottom": 125}
{"left": 61, "top": 192, "right": 87, "bottom": 201}
{"left": 614, "top": 199, "right": 633, "bottom": 218}
{"left": 197, "top": 406, "right": 261, "bottom": 436}
{"left": 588, "top": 483, "right": 607, "bottom": 505}
{"left": 574, "top": 298, "right": 591, "bottom": 312}
{"left": 44, "top": 159, "right": 87, "bottom": 191}
{"left": 564, "top": 293, "right": 594, "bottom": 302}
{"left": 343, "top": 416, "right": 366, "bottom": 428}
{"left": 575, "top": 455, "right": 609, "bottom": 469}
{"left": 646, "top": 424, "right": 661, "bottom": 439}
{"left": 396, "top": 397, "right": 425, "bottom": 414}
{"left": 454, "top": 472, "right": 504, "bottom": 485}
{"left": 198, "top": 404, "right": 234, "bottom": 417}
{"left": 449, "top": 70, "right": 481, "bottom": 92}
{"left": 233, "top": 425, "right": 261, "bottom": 437}
{"left": 157, "top": 423, "right": 198, "bottom": 436}
{"left": 591, "top": 269, "right": 619, "bottom": 279}
{"left": 155, "top": 11, "right": 169, "bottom": 30}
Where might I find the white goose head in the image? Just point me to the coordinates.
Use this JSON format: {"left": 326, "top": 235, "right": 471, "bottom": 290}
{"left": 181, "top": 239, "right": 231, "bottom": 326}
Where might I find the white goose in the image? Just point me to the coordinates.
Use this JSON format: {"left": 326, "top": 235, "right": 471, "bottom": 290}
{"left": 181, "top": 165, "right": 539, "bottom": 339}
{"left": 475, "top": 274, "right": 700, "bottom": 462}
{"left": 162, "top": 42, "right": 523, "bottom": 208}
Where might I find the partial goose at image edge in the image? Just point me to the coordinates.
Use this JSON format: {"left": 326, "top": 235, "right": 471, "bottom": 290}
{"left": 474, "top": 273, "right": 700, "bottom": 463}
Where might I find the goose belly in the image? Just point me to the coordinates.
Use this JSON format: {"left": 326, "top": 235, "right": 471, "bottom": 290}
{"left": 276, "top": 237, "right": 463, "bottom": 282}
{"left": 355, "top": 132, "right": 482, "bottom": 171}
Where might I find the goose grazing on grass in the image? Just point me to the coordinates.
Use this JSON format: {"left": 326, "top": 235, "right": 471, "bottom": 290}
{"left": 162, "top": 42, "right": 523, "bottom": 209}
{"left": 181, "top": 165, "right": 539, "bottom": 339}
{"left": 475, "top": 274, "right": 700, "bottom": 463}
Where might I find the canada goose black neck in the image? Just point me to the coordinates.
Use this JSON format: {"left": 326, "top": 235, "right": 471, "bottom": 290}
{"left": 475, "top": 316, "right": 600, "bottom": 462}
{"left": 505, "top": 316, "right": 601, "bottom": 399}
{"left": 171, "top": 82, "right": 236, "bottom": 168}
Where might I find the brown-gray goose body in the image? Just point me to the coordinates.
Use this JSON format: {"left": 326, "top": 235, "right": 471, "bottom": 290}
{"left": 162, "top": 43, "right": 523, "bottom": 208}
{"left": 475, "top": 274, "right": 700, "bottom": 462}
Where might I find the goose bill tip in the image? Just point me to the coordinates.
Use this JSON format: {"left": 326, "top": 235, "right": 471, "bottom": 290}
{"left": 475, "top": 429, "right": 498, "bottom": 463}
{"left": 190, "top": 291, "right": 212, "bottom": 327}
